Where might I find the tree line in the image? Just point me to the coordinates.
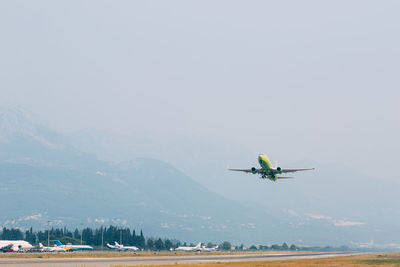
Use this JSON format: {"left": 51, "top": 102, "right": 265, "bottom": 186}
{"left": 0, "top": 226, "right": 175, "bottom": 249}
{"left": 0, "top": 226, "right": 291, "bottom": 251}
{"left": 0, "top": 226, "right": 350, "bottom": 251}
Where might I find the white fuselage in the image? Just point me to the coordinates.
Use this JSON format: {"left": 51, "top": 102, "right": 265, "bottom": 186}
{"left": 0, "top": 240, "right": 33, "bottom": 252}
{"left": 39, "top": 243, "right": 66, "bottom": 252}
{"left": 117, "top": 245, "right": 138, "bottom": 251}
{"left": 107, "top": 242, "right": 139, "bottom": 251}
{"left": 62, "top": 244, "right": 93, "bottom": 251}
{"left": 175, "top": 243, "right": 202, "bottom": 252}
{"left": 200, "top": 245, "right": 218, "bottom": 252}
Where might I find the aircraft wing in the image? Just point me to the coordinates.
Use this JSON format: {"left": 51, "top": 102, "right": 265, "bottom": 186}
{"left": 280, "top": 168, "right": 315, "bottom": 173}
{"left": 106, "top": 243, "right": 115, "bottom": 249}
{"left": 228, "top": 168, "right": 261, "bottom": 173}
{"left": 277, "top": 176, "right": 293, "bottom": 179}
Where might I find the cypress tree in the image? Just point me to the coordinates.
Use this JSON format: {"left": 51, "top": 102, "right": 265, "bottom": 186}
{"left": 131, "top": 230, "right": 137, "bottom": 246}
{"left": 155, "top": 238, "right": 165, "bottom": 251}
{"left": 164, "top": 239, "right": 173, "bottom": 250}
{"left": 73, "top": 228, "right": 80, "bottom": 239}
{"left": 146, "top": 238, "right": 154, "bottom": 250}
{"left": 137, "top": 230, "right": 145, "bottom": 249}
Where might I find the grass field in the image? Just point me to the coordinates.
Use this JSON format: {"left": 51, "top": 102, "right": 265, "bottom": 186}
{"left": 109, "top": 253, "right": 400, "bottom": 267}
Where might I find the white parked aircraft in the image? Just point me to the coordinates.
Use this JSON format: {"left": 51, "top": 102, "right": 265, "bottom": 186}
{"left": 106, "top": 241, "right": 139, "bottom": 251}
{"left": 0, "top": 240, "right": 33, "bottom": 252}
{"left": 200, "top": 245, "right": 219, "bottom": 252}
{"left": 39, "top": 243, "right": 67, "bottom": 252}
{"left": 175, "top": 243, "right": 202, "bottom": 252}
{"left": 54, "top": 240, "right": 93, "bottom": 251}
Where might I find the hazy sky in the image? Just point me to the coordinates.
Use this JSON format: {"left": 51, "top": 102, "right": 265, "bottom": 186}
{"left": 1, "top": 1, "right": 399, "bottom": 179}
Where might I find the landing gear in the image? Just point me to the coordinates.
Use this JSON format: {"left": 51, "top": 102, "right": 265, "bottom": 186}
{"left": 261, "top": 174, "right": 267, "bottom": 179}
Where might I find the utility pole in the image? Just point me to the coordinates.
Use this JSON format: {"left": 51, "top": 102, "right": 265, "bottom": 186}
{"left": 101, "top": 226, "right": 104, "bottom": 251}
{"left": 80, "top": 223, "right": 83, "bottom": 245}
{"left": 47, "top": 220, "right": 51, "bottom": 247}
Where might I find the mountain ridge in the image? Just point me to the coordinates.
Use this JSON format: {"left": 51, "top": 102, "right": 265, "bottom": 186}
{"left": 0, "top": 108, "right": 284, "bottom": 243}
{"left": 1, "top": 107, "right": 400, "bottom": 248}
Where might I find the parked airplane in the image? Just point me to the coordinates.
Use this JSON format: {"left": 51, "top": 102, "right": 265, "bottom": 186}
{"left": 106, "top": 241, "right": 139, "bottom": 251}
{"left": 175, "top": 243, "right": 202, "bottom": 252}
{"left": 39, "top": 243, "right": 67, "bottom": 252}
{"left": 0, "top": 240, "right": 33, "bottom": 252}
{"left": 200, "top": 245, "right": 219, "bottom": 252}
{"left": 54, "top": 240, "right": 93, "bottom": 251}
{"left": 229, "top": 154, "right": 315, "bottom": 181}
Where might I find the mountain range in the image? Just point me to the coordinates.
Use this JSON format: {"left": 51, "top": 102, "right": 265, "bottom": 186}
{"left": 0, "top": 107, "right": 399, "bottom": 248}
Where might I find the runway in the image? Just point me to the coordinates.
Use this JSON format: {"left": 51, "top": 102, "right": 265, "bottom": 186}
{"left": 0, "top": 251, "right": 360, "bottom": 266}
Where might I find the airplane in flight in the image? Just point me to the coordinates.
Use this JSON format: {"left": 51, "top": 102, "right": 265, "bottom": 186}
{"left": 0, "top": 240, "right": 33, "bottom": 252}
{"left": 106, "top": 241, "right": 139, "bottom": 251}
{"left": 175, "top": 243, "right": 202, "bottom": 252}
{"left": 229, "top": 154, "right": 314, "bottom": 181}
{"left": 54, "top": 240, "right": 93, "bottom": 251}
{"left": 39, "top": 243, "right": 67, "bottom": 252}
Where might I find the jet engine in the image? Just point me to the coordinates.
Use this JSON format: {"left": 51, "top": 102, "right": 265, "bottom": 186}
{"left": 276, "top": 167, "right": 282, "bottom": 173}
{"left": 251, "top": 167, "right": 257, "bottom": 174}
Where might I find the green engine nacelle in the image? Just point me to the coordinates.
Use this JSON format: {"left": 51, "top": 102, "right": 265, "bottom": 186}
{"left": 251, "top": 167, "right": 258, "bottom": 174}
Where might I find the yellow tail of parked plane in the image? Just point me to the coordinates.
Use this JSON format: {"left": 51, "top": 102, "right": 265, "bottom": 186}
{"left": 229, "top": 154, "right": 314, "bottom": 181}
